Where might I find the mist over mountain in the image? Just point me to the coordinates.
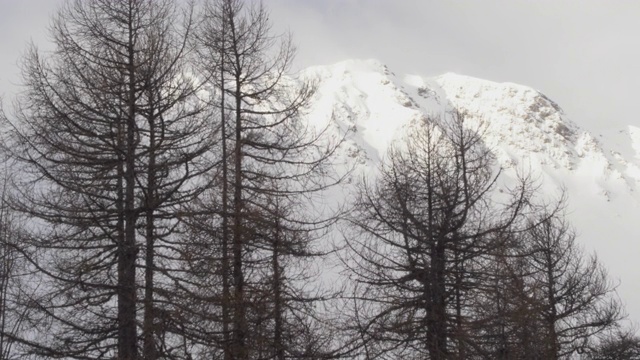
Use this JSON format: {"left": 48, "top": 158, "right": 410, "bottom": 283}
{"left": 302, "top": 59, "right": 640, "bottom": 325}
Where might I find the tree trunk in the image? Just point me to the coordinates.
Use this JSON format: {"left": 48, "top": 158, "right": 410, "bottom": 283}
{"left": 231, "top": 73, "right": 247, "bottom": 360}
{"left": 273, "top": 213, "right": 285, "bottom": 360}
{"left": 545, "top": 248, "right": 559, "bottom": 360}
{"left": 119, "top": 11, "right": 139, "bottom": 358}
{"left": 221, "top": 48, "right": 232, "bottom": 360}
{"left": 143, "top": 103, "right": 158, "bottom": 360}
{"left": 431, "top": 242, "right": 448, "bottom": 360}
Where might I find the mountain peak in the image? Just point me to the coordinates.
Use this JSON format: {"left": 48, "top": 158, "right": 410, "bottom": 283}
{"left": 301, "top": 60, "right": 636, "bottom": 181}
{"left": 302, "top": 60, "right": 593, "bottom": 170}
{"left": 434, "top": 70, "right": 582, "bottom": 169}
{"left": 299, "top": 59, "right": 640, "bottom": 324}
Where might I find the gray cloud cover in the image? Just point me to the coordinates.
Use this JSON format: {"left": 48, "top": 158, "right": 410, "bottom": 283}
{"left": 266, "top": 0, "right": 640, "bottom": 136}
{"left": 3, "top": 0, "right": 639, "bottom": 136}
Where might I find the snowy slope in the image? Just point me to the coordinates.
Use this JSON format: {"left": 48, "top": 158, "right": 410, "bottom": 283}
{"left": 301, "top": 59, "right": 640, "bottom": 326}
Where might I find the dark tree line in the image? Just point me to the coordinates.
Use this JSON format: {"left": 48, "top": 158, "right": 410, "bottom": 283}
{"left": 0, "top": 0, "right": 346, "bottom": 359}
{"left": 1, "top": 0, "right": 217, "bottom": 357}
{"left": 0, "top": 0, "right": 635, "bottom": 359}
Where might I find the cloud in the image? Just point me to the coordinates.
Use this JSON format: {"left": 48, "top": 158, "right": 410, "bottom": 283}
{"left": 265, "top": 0, "right": 640, "bottom": 134}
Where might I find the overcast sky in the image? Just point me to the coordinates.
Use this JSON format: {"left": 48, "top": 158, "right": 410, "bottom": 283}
{"left": 267, "top": 0, "right": 640, "bottom": 137}
{"left": 2, "top": 0, "right": 639, "bottom": 137}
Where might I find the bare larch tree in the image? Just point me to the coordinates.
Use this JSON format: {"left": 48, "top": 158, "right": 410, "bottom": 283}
{"left": 2, "top": 1, "right": 213, "bottom": 358}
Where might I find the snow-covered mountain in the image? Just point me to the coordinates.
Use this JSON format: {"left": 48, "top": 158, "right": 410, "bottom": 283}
{"left": 302, "top": 59, "right": 640, "bottom": 325}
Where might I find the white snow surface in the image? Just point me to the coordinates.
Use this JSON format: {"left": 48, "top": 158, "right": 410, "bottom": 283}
{"left": 300, "top": 59, "right": 640, "bottom": 327}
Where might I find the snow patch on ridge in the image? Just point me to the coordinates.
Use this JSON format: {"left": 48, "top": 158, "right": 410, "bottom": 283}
{"left": 302, "top": 59, "right": 426, "bottom": 166}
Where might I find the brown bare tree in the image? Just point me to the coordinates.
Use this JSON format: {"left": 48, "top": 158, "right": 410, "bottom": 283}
{"left": 187, "top": 0, "right": 347, "bottom": 358}
{"left": 344, "top": 113, "right": 534, "bottom": 359}
{"left": 521, "top": 212, "right": 623, "bottom": 359}
{"left": 1, "top": 1, "right": 213, "bottom": 358}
